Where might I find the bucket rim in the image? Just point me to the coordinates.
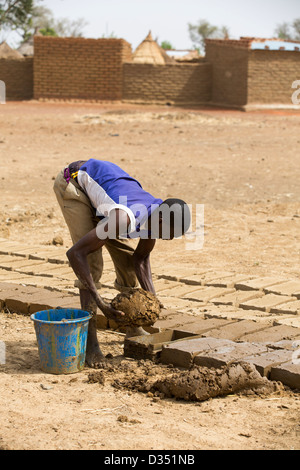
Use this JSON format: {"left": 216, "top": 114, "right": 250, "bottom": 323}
{"left": 30, "top": 308, "right": 92, "bottom": 325}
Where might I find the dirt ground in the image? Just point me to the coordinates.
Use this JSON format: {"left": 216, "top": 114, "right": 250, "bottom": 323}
{"left": 0, "top": 101, "right": 300, "bottom": 450}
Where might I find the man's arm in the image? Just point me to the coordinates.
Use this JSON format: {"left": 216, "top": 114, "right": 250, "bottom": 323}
{"left": 67, "top": 209, "right": 130, "bottom": 322}
{"left": 132, "top": 238, "right": 156, "bottom": 294}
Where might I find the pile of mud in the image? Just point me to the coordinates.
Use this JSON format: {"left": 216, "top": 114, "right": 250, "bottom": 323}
{"left": 111, "top": 360, "right": 284, "bottom": 402}
{"left": 111, "top": 288, "right": 161, "bottom": 327}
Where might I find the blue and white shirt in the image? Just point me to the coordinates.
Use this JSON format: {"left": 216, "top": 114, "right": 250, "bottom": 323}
{"left": 77, "top": 159, "right": 163, "bottom": 237}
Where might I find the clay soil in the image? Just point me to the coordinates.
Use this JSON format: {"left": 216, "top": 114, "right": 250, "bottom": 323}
{"left": 0, "top": 101, "right": 300, "bottom": 450}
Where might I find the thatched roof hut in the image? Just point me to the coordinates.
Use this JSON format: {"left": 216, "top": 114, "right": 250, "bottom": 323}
{"left": 17, "top": 31, "right": 42, "bottom": 56}
{"left": 0, "top": 42, "right": 23, "bottom": 59}
{"left": 17, "top": 37, "right": 34, "bottom": 56}
{"left": 133, "top": 31, "right": 175, "bottom": 65}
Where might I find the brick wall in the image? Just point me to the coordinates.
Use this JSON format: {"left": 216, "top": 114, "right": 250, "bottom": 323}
{"left": 205, "top": 41, "right": 249, "bottom": 106}
{"left": 0, "top": 57, "right": 33, "bottom": 100}
{"left": 247, "top": 50, "right": 300, "bottom": 103}
{"left": 123, "top": 62, "right": 212, "bottom": 104}
{"left": 34, "top": 36, "right": 132, "bottom": 101}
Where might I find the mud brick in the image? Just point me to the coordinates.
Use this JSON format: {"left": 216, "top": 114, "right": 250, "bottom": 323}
{"left": 154, "top": 279, "right": 181, "bottom": 292}
{"left": 243, "top": 349, "right": 294, "bottom": 377}
{"left": 266, "top": 339, "right": 300, "bottom": 351}
{"left": 239, "top": 294, "right": 295, "bottom": 312}
{"left": 0, "top": 242, "right": 28, "bottom": 255}
{"left": 270, "top": 300, "right": 300, "bottom": 315}
{"left": 0, "top": 271, "right": 33, "bottom": 283}
{"left": 4, "top": 296, "right": 30, "bottom": 314}
{"left": 155, "top": 264, "right": 189, "bottom": 281}
{"left": 0, "top": 281, "right": 23, "bottom": 291}
{"left": 160, "top": 337, "right": 233, "bottom": 368}
{"left": 11, "top": 260, "right": 46, "bottom": 271}
{"left": 210, "top": 290, "right": 264, "bottom": 306}
{"left": 29, "top": 295, "right": 80, "bottom": 314}
{"left": 176, "top": 318, "right": 236, "bottom": 335}
{"left": 178, "top": 270, "right": 213, "bottom": 285}
{"left": 154, "top": 312, "right": 199, "bottom": 331}
{"left": 264, "top": 280, "right": 300, "bottom": 297}
{"left": 238, "top": 324, "right": 300, "bottom": 343}
{"left": 270, "top": 362, "right": 300, "bottom": 389}
{"left": 205, "top": 274, "right": 255, "bottom": 288}
{"left": 199, "top": 272, "right": 242, "bottom": 286}
{"left": 273, "top": 317, "right": 300, "bottom": 328}
{"left": 180, "top": 271, "right": 233, "bottom": 286}
{"left": 194, "top": 342, "right": 268, "bottom": 368}
{"left": 156, "top": 295, "right": 196, "bottom": 311}
{"left": 201, "top": 319, "right": 270, "bottom": 341}
{"left": 158, "top": 284, "right": 204, "bottom": 298}
{"left": 28, "top": 251, "right": 52, "bottom": 261}
{"left": 183, "top": 287, "right": 235, "bottom": 302}
{"left": 235, "top": 277, "right": 287, "bottom": 291}
{"left": 124, "top": 330, "right": 198, "bottom": 360}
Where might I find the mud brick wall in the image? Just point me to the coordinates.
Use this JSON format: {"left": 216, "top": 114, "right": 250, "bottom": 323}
{"left": 0, "top": 58, "right": 33, "bottom": 100}
{"left": 34, "top": 36, "right": 132, "bottom": 101}
{"left": 205, "top": 41, "right": 249, "bottom": 107}
{"left": 247, "top": 50, "right": 300, "bottom": 103}
{"left": 123, "top": 62, "right": 212, "bottom": 104}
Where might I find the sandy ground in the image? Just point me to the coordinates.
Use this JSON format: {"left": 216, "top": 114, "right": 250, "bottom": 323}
{"left": 0, "top": 101, "right": 300, "bottom": 450}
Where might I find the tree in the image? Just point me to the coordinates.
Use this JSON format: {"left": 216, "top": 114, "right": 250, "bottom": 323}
{"left": 188, "top": 19, "right": 230, "bottom": 53}
{"left": 274, "top": 18, "right": 300, "bottom": 41}
{"left": 160, "top": 40, "right": 175, "bottom": 50}
{"left": 0, "top": 0, "right": 34, "bottom": 36}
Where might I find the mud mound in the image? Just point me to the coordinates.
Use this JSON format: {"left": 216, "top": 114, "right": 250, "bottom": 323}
{"left": 148, "top": 362, "right": 283, "bottom": 401}
{"left": 112, "top": 361, "right": 284, "bottom": 402}
{"left": 111, "top": 288, "right": 161, "bottom": 327}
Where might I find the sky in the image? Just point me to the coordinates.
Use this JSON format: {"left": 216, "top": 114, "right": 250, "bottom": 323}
{"left": 4, "top": 0, "right": 300, "bottom": 49}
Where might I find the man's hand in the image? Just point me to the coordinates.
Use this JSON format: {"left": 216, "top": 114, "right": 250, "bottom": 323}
{"left": 98, "top": 299, "right": 126, "bottom": 324}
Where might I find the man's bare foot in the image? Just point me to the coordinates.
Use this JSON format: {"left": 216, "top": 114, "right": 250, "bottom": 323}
{"left": 125, "top": 326, "right": 150, "bottom": 338}
{"left": 85, "top": 341, "right": 107, "bottom": 368}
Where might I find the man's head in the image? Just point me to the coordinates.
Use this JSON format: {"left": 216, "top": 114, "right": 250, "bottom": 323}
{"left": 148, "top": 198, "right": 191, "bottom": 239}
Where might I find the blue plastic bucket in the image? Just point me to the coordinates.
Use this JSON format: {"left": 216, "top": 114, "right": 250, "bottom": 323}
{"left": 31, "top": 309, "right": 92, "bottom": 375}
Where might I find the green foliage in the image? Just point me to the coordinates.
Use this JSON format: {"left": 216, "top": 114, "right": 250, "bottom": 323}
{"left": 188, "top": 19, "right": 230, "bottom": 53}
{"left": 274, "top": 18, "right": 300, "bottom": 41}
{"left": 160, "top": 40, "right": 174, "bottom": 50}
{"left": 0, "top": 0, "right": 34, "bottom": 31}
{"left": 39, "top": 26, "right": 57, "bottom": 37}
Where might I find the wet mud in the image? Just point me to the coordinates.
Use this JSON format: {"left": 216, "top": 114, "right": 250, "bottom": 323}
{"left": 111, "top": 288, "right": 161, "bottom": 327}
{"left": 110, "top": 360, "right": 284, "bottom": 402}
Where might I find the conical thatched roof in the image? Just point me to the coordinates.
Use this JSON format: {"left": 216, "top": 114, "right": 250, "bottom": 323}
{"left": 17, "top": 37, "right": 34, "bottom": 56}
{"left": 0, "top": 41, "right": 23, "bottom": 59}
{"left": 133, "top": 31, "right": 175, "bottom": 65}
{"left": 17, "top": 30, "right": 42, "bottom": 56}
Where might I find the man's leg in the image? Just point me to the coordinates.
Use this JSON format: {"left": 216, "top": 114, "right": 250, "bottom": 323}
{"left": 80, "top": 289, "right": 106, "bottom": 367}
{"left": 53, "top": 170, "right": 105, "bottom": 366}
